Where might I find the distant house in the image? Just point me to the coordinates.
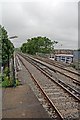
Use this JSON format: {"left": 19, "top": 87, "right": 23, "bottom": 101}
{"left": 50, "top": 49, "right": 80, "bottom": 64}
{"left": 50, "top": 49, "right": 74, "bottom": 64}
{"left": 54, "top": 49, "right": 73, "bottom": 54}
{"left": 54, "top": 54, "right": 73, "bottom": 64}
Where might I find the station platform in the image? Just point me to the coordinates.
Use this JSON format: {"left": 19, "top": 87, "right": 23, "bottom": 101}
{"left": 2, "top": 57, "right": 51, "bottom": 119}
{"left": 2, "top": 85, "right": 50, "bottom": 119}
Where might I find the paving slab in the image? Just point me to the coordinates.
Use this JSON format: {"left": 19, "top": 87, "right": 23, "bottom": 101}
{"left": 2, "top": 84, "right": 50, "bottom": 118}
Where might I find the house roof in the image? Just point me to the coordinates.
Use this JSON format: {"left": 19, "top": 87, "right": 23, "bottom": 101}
{"left": 55, "top": 54, "right": 73, "bottom": 57}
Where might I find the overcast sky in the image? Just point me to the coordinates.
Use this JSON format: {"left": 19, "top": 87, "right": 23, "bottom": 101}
{"left": 1, "top": 0, "right": 79, "bottom": 49}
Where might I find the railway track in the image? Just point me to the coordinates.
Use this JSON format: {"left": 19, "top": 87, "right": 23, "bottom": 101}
{"left": 35, "top": 56, "right": 80, "bottom": 75}
{"left": 17, "top": 55, "right": 63, "bottom": 120}
{"left": 17, "top": 53, "right": 80, "bottom": 120}
{"left": 33, "top": 56, "right": 80, "bottom": 85}
{"left": 18, "top": 53, "right": 80, "bottom": 98}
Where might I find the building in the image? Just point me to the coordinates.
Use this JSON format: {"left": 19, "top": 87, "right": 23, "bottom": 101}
{"left": 55, "top": 54, "right": 73, "bottom": 64}
{"left": 54, "top": 49, "right": 73, "bottom": 54}
{"left": 50, "top": 49, "right": 74, "bottom": 64}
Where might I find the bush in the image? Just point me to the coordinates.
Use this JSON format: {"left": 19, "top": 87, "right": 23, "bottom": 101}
{"left": 4, "top": 67, "right": 9, "bottom": 77}
{"left": 2, "top": 78, "right": 21, "bottom": 87}
{"left": 1, "top": 66, "right": 21, "bottom": 87}
{"left": 16, "top": 79, "right": 21, "bottom": 86}
{"left": 2, "top": 76, "right": 13, "bottom": 87}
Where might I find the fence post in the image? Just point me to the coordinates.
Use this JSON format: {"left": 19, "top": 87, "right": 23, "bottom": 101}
{"left": 12, "top": 53, "right": 16, "bottom": 87}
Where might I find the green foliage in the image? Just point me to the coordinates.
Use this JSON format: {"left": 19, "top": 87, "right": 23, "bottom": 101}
{"left": 1, "top": 66, "right": 12, "bottom": 87}
{"left": 2, "top": 75, "right": 20, "bottom": 87}
{"left": 21, "top": 36, "right": 58, "bottom": 55}
{"left": 16, "top": 79, "right": 21, "bottom": 86}
{"left": 0, "top": 25, "right": 14, "bottom": 67}
{"left": 0, "top": 25, "right": 15, "bottom": 87}
{"left": 4, "top": 67, "right": 9, "bottom": 77}
{"left": 15, "top": 48, "right": 20, "bottom": 52}
{"left": 2, "top": 78, "right": 21, "bottom": 87}
{"left": 1, "top": 66, "right": 21, "bottom": 87}
{"left": 2, "top": 76, "right": 13, "bottom": 87}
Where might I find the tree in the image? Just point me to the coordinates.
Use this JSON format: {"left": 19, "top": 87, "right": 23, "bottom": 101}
{"left": 21, "top": 36, "right": 57, "bottom": 55}
{"left": 0, "top": 26, "right": 2, "bottom": 68}
{"left": 0, "top": 25, "right": 14, "bottom": 80}
{"left": 21, "top": 43, "right": 27, "bottom": 53}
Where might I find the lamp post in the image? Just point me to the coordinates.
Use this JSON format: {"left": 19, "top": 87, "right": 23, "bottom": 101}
{"left": 9, "top": 36, "right": 18, "bottom": 87}
{"left": 9, "top": 36, "right": 18, "bottom": 39}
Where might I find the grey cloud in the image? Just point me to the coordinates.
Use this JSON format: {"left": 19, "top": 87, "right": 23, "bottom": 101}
{"left": 2, "top": 1, "right": 78, "bottom": 49}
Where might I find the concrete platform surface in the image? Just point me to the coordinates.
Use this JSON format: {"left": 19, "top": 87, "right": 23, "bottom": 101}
{"left": 2, "top": 55, "right": 52, "bottom": 119}
{"left": 2, "top": 85, "right": 50, "bottom": 118}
